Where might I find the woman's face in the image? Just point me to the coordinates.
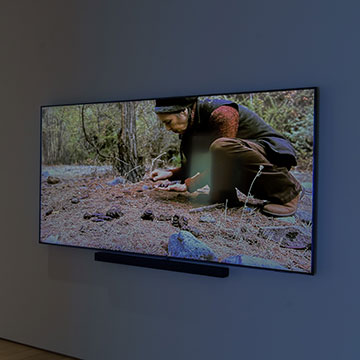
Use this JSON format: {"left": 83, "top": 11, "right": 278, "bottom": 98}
{"left": 157, "top": 108, "right": 189, "bottom": 134}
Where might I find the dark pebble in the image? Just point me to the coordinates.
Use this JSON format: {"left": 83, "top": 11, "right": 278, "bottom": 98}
{"left": 71, "top": 198, "right": 80, "bottom": 204}
{"left": 141, "top": 209, "right": 154, "bottom": 221}
{"left": 47, "top": 176, "right": 60, "bottom": 184}
{"left": 45, "top": 209, "right": 53, "bottom": 216}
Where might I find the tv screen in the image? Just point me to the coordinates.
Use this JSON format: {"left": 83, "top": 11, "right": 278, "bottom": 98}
{"left": 40, "top": 88, "right": 316, "bottom": 274}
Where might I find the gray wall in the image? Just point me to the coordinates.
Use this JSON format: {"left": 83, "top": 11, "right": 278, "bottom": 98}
{"left": 1, "top": 1, "right": 359, "bottom": 359}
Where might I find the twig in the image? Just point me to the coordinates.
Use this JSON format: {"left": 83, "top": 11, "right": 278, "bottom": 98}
{"left": 151, "top": 152, "right": 167, "bottom": 172}
{"left": 124, "top": 165, "right": 143, "bottom": 180}
{"left": 216, "top": 199, "right": 228, "bottom": 235}
{"left": 235, "top": 165, "right": 264, "bottom": 241}
{"left": 189, "top": 203, "right": 223, "bottom": 213}
{"left": 114, "top": 156, "right": 130, "bottom": 167}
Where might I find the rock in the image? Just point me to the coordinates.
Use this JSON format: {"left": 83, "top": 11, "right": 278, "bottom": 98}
{"left": 182, "top": 226, "right": 202, "bottom": 237}
{"left": 71, "top": 198, "right": 80, "bottom": 204}
{"left": 107, "top": 177, "right": 126, "bottom": 186}
{"left": 168, "top": 231, "right": 217, "bottom": 261}
{"left": 259, "top": 226, "right": 311, "bottom": 250}
{"left": 277, "top": 216, "right": 296, "bottom": 224}
{"left": 295, "top": 210, "right": 312, "bottom": 224}
{"left": 44, "top": 234, "right": 60, "bottom": 244}
{"left": 223, "top": 254, "right": 287, "bottom": 270}
{"left": 106, "top": 207, "right": 123, "bottom": 219}
{"left": 45, "top": 209, "right": 53, "bottom": 216}
{"left": 199, "top": 215, "right": 216, "bottom": 224}
{"left": 92, "top": 218, "right": 105, "bottom": 222}
{"left": 301, "top": 182, "right": 313, "bottom": 191}
{"left": 141, "top": 209, "right": 154, "bottom": 221}
{"left": 142, "top": 185, "right": 151, "bottom": 190}
{"left": 47, "top": 176, "right": 60, "bottom": 184}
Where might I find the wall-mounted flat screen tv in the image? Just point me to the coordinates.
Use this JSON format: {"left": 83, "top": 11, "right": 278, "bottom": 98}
{"left": 40, "top": 88, "right": 316, "bottom": 274}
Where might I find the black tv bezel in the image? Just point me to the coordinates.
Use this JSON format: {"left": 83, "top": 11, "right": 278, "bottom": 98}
{"left": 39, "top": 86, "right": 318, "bottom": 277}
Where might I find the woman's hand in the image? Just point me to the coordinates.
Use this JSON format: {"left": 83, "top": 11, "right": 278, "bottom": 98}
{"left": 150, "top": 169, "right": 173, "bottom": 181}
{"left": 155, "top": 180, "right": 187, "bottom": 192}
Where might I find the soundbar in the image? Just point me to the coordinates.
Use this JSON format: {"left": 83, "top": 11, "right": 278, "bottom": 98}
{"left": 94, "top": 252, "right": 229, "bottom": 278}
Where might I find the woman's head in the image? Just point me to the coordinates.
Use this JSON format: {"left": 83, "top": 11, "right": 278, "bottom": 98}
{"left": 154, "top": 96, "right": 197, "bottom": 134}
{"left": 156, "top": 109, "right": 189, "bottom": 134}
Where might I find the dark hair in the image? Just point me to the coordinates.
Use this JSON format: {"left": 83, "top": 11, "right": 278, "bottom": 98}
{"left": 154, "top": 96, "right": 197, "bottom": 114}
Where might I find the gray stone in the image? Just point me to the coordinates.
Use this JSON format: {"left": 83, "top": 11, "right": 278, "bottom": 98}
{"left": 199, "top": 215, "right": 216, "bottom": 224}
{"left": 44, "top": 234, "right": 60, "bottom": 244}
{"left": 223, "top": 254, "right": 287, "bottom": 270}
{"left": 71, "top": 198, "right": 80, "bottom": 204}
{"left": 107, "top": 177, "right": 126, "bottom": 186}
{"left": 301, "top": 182, "right": 313, "bottom": 191}
{"left": 182, "top": 226, "right": 202, "bottom": 237}
{"left": 168, "top": 231, "right": 217, "bottom": 261}
{"left": 277, "top": 216, "right": 296, "bottom": 224}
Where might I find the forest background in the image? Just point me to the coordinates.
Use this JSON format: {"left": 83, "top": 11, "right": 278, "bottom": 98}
{"left": 41, "top": 89, "right": 315, "bottom": 182}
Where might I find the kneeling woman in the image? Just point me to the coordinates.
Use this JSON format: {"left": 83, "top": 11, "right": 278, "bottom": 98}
{"left": 150, "top": 96, "right": 301, "bottom": 217}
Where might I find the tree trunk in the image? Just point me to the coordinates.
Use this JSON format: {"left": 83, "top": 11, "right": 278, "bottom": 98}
{"left": 116, "top": 102, "right": 143, "bottom": 182}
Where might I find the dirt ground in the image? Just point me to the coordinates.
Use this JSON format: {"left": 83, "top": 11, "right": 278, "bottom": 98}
{"left": 40, "top": 165, "right": 313, "bottom": 273}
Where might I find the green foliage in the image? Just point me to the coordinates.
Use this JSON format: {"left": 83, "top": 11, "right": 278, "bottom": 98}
{"left": 42, "top": 104, "right": 121, "bottom": 165}
{"left": 135, "top": 100, "right": 180, "bottom": 169}
{"left": 205, "top": 89, "right": 315, "bottom": 169}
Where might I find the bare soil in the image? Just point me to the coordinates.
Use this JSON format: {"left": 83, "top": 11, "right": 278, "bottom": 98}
{"left": 40, "top": 166, "right": 313, "bottom": 273}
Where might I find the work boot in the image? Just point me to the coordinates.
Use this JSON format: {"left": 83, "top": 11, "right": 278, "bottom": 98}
{"left": 262, "top": 193, "right": 300, "bottom": 217}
